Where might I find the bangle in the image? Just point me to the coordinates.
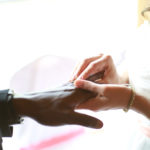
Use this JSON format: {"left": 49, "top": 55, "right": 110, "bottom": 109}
{"left": 123, "top": 84, "right": 135, "bottom": 112}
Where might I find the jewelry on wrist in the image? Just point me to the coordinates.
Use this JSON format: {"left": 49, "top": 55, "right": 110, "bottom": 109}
{"left": 123, "top": 84, "right": 135, "bottom": 112}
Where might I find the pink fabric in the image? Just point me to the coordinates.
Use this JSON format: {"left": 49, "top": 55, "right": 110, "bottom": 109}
{"left": 20, "top": 128, "right": 84, "bottom": 150}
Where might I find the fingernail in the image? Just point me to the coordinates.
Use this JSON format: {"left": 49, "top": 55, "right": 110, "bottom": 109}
{"left": 95, "top": 79, "right": 102, "bottom": 83}
{"left": 96, "top": 121, "right": 103, "bottom": 128}
{"left": 92, "top": 121, "right": 103, "bottom": 129}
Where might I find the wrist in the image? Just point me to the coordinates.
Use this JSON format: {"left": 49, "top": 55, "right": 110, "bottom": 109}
{"left": 12, "top": 93, "right": 34, "bottom": 117}
{"left": 123, "top": 84, "right": 135, "bottom": 112}
{"left": 119, "top": 85, "right": 132, "bottom": 110}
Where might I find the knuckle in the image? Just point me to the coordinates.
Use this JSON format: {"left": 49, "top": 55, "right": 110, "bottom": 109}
{"left": 104, "top": 54, "right": 112, "bottom": 61}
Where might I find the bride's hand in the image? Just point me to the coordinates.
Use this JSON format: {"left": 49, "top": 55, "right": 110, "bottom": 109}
{"left": 71, "top": 54, "right": 121, "bottom": 84}
{"left": 75, "top": 79, "right": 131, "bottom": 111}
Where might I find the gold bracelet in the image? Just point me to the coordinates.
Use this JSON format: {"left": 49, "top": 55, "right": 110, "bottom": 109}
{"left": 123, "top": 84, "right": 135, "bottom": 112}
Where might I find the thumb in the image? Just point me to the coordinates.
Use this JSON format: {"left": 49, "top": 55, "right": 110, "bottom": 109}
{"left": 74, "top": 79, "right": 101, "bottom": 94}
{"left": 68, "top": 112, "right": 103, "bottom": 129}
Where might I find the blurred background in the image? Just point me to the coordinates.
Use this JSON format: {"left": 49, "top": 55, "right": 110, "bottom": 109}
{"left": 0, "top": 0, "right": 138, "bottom": 88}
{"left": 0, "top": 0, "right": 142, "bottom": 150}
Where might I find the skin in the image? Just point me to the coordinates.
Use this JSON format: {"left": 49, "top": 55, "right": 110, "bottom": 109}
{"left": 71, "top": 54, "right": 128, "bottom": 84}
{"left": 72, "top": 54, "right": 150, "bottom": 119}
{"left": 12, "top": 82, "right": 103, "bottom": 129}
{"left": 11, "top": 54, "right": 150, "bottom": 129}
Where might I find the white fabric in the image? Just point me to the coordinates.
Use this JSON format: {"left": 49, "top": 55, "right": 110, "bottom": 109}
{"left": 127, "top": 21, "right": 150, "bottom": 100}
{"left": 126, "top": 21, "right": 150, "bottom": 150}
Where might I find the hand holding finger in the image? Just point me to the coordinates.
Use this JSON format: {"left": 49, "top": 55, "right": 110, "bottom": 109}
{"left": 70, "top": 54, "right": 103, "bottom": 81}
{"left": 77, "top": 55, "right": 108, "bottom": 81}
{"left": 72, "top": 54, "right": 120, "bottom": 84}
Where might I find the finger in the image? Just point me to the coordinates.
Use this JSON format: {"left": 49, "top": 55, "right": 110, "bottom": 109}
{"left": 71, "top": 54, "right": 103, "bottom": 81}
{"left": 95, "top": 78, "right": 108, "bottom": 84}
{"left": 70, "top": 62, "right": 81, "bottom": 81}
{"left": 87, "top": 71, "right": 104, "bottom": 82}
{"left": 75, "top": 79, "right": 103, "bottom": 94}
{"left": 67, "top": 111, "right": 103, "bottom": 129}
{"left": 95, "top": 78, "right": 103, "bottom": 84}
{"left": 77, "top": 55, "right": 108, "bottom": 80}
